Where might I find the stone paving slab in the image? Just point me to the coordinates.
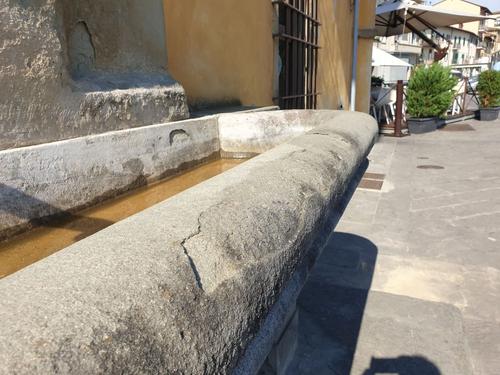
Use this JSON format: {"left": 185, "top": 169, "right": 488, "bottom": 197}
{"left": 464, "top": 318, "right": 500, "bottom": 375}
{"left": 289, "top": 119, "right": 500, "bottom": 375}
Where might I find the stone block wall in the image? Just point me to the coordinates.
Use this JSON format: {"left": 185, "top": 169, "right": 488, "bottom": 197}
{"left": 0, "top": 0, "right": 189, "bottom": 150}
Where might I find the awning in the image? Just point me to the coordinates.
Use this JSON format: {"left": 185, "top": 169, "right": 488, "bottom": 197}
{"left": 372, "top": 47, "right": 413, "bottom": 67}
{"left": 376, "top": 0, "right": 492, "bottom": 37}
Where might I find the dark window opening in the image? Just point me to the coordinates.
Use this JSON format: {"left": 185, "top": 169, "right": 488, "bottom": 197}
{"left": 273, "top": 0, "right": 320, "bottom": 109}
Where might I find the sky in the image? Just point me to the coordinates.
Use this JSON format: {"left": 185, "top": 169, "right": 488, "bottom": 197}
{"left": 430, "top": 0, "right": 500, "bottom": 12}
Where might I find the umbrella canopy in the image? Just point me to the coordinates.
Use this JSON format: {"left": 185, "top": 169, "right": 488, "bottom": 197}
{"left": 376, "top": 0, "right": 492, "bottom": 37}
{"left": 372, "top": 47, "right": 413, "bottom": 67}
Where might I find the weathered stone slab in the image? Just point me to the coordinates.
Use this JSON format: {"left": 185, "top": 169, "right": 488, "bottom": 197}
{"left": 0, "top": 111, "right": 377, "bottom": 374}
{"left": 0, "top": 109, "right": 364, "bottom": 242}
{"left": 0, "top": 117, "right": 220, "bottom": 240}
{"left": 218, "top": 110, "right": 320, "bottom": 158}
{"left": 0, "top": 0, "right": 189, "bottom": 150}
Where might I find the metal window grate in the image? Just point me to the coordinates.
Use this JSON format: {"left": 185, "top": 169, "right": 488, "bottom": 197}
{"left": 273, "top": 0, "right": 320, "bottom": 109}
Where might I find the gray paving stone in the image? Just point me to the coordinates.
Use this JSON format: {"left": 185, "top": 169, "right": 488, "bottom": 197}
{"left": 289, "top": 286, "right": 473, "bottom": 375}
{"left": 464, "top": 319, "right": 500, "bottom": 375}
{"left": 289, "top": 119, "right": 500, "bottom": 375}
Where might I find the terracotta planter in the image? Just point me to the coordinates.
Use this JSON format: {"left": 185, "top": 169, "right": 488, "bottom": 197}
{"left": 407, "top": 117, "right": 443, "bottom": 134}
{"left": 478, "top": 107, "right": 500, "bottom": 121}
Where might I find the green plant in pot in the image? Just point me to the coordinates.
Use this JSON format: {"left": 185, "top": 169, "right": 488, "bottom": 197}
{"left": 406, "top": 64, "right": 457, "bottom": 134}
{"left": 371, "top": 76, "right": 385, "bottom": 87}
{"left": 370, "top": 76, "right": 385, "bottom": 110}
{"left": 477, "top": 70, "right": 500, "bottom": 121}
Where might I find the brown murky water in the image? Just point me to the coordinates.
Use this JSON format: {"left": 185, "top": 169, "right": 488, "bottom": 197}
{"left": 0, "top": 159, "right": 245, "bottom": 279}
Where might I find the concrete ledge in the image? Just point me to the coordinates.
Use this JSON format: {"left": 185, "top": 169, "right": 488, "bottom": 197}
{"left": 1, "top": 109, "right": 306, "bottom": 240}
{"left": 0, "top": 117, "right": 220, "bottom": 240}
{"left": 0, "top": 111, "right": 377, "bottom": 374}
{"left": 218, "top": 110, "right": 328, "bottom": 158}
{"left": 0, "top": 109, "right": 350, "bottom": 240}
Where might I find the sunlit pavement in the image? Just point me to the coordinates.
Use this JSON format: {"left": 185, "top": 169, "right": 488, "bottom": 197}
{"left": 288, "top": 118, "right": 500, "bottom": 375}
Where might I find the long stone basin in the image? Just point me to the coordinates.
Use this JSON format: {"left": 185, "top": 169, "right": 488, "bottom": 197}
{"left": 0, "top": 110, "right": 377, "bottom": 374}
{"left": 0, "top": 109, "right": 330, "bottom": 240}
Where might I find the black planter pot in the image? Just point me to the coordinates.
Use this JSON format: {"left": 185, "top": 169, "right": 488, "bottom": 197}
{"left": 478, "top": 107, "right": 500, "bottom": 121}
{"left": 407, "top": 117, "right": 443, "bottom": 134}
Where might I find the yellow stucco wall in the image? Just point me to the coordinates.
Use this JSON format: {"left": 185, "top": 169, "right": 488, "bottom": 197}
{"left": 316, "top": 0, "right": 375, "bottom": 112}
{"left": 163, "top": 0, "right": 275, "bottom": 108}
{"left": 356, "top": 0, "right": 376, "bottom": 113}
{"left": 164, "top": 0, "right": 375, "bottom": 113}
{"left": 316, "top": 0, "right": 354, "bottom": 110}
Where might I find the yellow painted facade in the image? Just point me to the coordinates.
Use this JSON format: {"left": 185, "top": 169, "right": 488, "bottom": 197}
{"left": 316, "top": 0, "right": 353, "bottom": 110}
{"left": 163, "top": 0, "right": 275, "bottom": 108}
{"left": 163, "top": 0, "right": 375, "bottom": 113}
{"left": 357, "top": 0, "right": 377, "bottom": 113}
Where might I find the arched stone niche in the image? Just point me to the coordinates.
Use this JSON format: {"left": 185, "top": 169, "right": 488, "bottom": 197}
{"left": 68, "top": 21, "right": 96, "bottom": 78}
{"left": 58, "top": 0, "right": 168, "bottom": 83}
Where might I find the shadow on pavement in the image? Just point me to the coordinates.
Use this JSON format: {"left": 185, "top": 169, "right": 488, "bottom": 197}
{"left": 287, "top": 231, "right": 442, "bottom": 374}
{"left": 362, "top": 356, "right": 441, "bottom": 375}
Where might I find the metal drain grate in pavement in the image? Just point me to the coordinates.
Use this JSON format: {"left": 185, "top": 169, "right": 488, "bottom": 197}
{"left": 363, "top": 172, "right": 385, "bottom": 180}
{"left": 358, "top": 179, "right": 383, "bottom": 190}
{"left": 358, "top": 172, "right": 385, "bottom": 191}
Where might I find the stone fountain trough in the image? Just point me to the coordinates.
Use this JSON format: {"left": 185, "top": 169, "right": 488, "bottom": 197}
{"left": 0, "top": 110, "right": 377, "bottom": 374}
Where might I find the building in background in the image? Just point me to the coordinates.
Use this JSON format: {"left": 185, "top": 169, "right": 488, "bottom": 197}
{"left": 374, "top": 0, "right": 495, "bottom": 78}
{"left": 375, "top": 33, "right": 423, "bottom": 67}
{"left": 432, "top": 0, "right": 483, "bottom": 35}
{"left": 420, "top": 25, "right": 484, "bottom": 76}
{"left": 421, "top": 26, "right": 479, "bottom": 62}
{"left": 478, "top": 11, "right": 500, "bottom": 63}
{"left": 433, "top": 0, "right": 496, "bottom": 64}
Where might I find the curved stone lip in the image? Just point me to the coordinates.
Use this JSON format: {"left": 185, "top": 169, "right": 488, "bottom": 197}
{"left": 218, "top": 109, "right": 353, "bottom": 157}
{"left": 0, "top": 110, "right": 378, "bottom": 374}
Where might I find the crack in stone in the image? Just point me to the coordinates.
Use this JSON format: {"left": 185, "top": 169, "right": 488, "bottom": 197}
{"left": 180, "top": 215, "right": 204, "bottom": 292}
{"left": 310, "top": 132, "right": 330, "bottom": 136}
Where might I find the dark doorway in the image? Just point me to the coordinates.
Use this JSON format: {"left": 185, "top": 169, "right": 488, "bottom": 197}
{"left": 273, "top": 0, "right": 320, "bottom": 109}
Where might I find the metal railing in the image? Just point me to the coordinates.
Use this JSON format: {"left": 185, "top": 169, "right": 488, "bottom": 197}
{"left": 371, "top": 78, "right": 480, "bottom": 136}
{"left": 272, "top": 0, "right": 320, "bottom": 109}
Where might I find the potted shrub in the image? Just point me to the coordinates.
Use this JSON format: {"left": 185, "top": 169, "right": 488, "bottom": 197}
{"left": 370, "top": 76, "right": 385, "bottom": 105}
{"left": 371, "top": 76, "right": 385, "bottom": 88}
{"left": 476, "top": 70, "right": 500, "bottom": 121}
{"left": 406, "top": 64, "right": 457, "bottom": 134}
